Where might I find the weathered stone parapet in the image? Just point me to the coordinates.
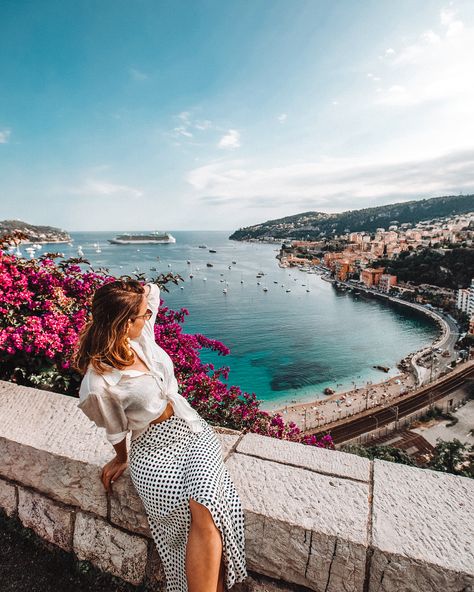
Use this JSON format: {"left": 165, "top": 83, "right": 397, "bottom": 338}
{"left": 0, "top": 380, "right": 472, "bottom": 591}
{"left": 73, "top": 511, "right": 149, "bottom": 585}
{"left": 369, "top": 459, "right": 474, "bottom": 592}
{"left": 18, "top": 486, "right": 75, "bottom": 552}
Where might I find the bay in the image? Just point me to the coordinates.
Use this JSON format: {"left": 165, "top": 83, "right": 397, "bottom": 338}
{"left": 43, "top": 230, "right": 438, "bottom": 411}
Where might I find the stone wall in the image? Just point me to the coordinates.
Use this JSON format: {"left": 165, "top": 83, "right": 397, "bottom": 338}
{"left": 0, "top": 380, "right": 473, "bottom": 592}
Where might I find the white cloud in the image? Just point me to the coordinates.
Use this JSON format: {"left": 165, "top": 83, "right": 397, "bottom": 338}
{"left": 174, "top": 126, "right": 193, "bottom": 138}
{"left": 186, "top": 149, "right": 474, "bottom": 209}
{"left": 69, "top": 179, "right": 143, "bottom": 199}
{"left": 277, "top": 113, "right": 287, "bottom": 123}
{"left": 169, "top": 112, "right": 214, "bottom": 141}
{"left": 0, "top": 129, "right": 11, "bottom": 143}
{"left": 385, "top": 48, "right": 396, "bottom": 55}
{"left": 218, "top": 129, "right": 241, "bottom": 149}
{"left": 374, "top": 6, "right": 474, "bottom": 108}
{"left": 194, "top": 119, "right": 212, "bottom": 130}
{"left": 129, "top": 68, "right": 148, "bottom": 81}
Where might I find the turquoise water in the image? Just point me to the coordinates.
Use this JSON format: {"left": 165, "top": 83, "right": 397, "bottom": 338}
{"left": 46, "top": 230, "right": 438, "bottom": 411}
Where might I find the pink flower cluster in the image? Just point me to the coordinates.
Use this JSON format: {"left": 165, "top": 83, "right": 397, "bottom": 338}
{"left": 0, "top": 246, "right": 334, "bottom": 449}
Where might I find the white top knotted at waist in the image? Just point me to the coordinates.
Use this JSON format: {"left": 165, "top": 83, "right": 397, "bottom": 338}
{"left": 77, "top": 282, "right": 204, "bottom": 445}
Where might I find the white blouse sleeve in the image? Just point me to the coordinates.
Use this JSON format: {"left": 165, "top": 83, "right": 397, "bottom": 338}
{"left": 141, "top": 282, "right": 160, "bottom": 343}
{"left": 77, "top": 392, "right": 130, "bottom": 445}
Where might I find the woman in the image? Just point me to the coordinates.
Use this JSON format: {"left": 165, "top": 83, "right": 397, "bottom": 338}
{"left": 72, "top": 279, "right": 248, "bottom": 592}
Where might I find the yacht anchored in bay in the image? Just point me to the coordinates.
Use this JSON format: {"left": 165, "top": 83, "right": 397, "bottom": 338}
{"left": 108, "top": 231, "right": 176, "bottom": 245}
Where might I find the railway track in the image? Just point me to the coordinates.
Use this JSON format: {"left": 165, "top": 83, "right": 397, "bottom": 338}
{"left": 307, "top": 363, "right": 474, "bottom": 445}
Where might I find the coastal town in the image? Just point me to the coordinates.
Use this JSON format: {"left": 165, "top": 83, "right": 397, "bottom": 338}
{"left": 268, "top": 210, "right": 474, "bottom": 460}
{"left": 276, "top": 211, "right": 474, "bottom": 333}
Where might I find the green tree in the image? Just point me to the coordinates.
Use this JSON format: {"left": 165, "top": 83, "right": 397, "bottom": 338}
{"left": 428, "top": 438, "right": 473, "bottom": 478}
{"left": 341, "top": 444, "right": 416, "bottom": 466}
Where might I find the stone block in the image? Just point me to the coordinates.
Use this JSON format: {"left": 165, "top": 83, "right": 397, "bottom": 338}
{"left": 371, "top": 460, "right": 474, "bottom": 591}
{"left": 0, "top": 477, "right": 17, "bottom": 517}
{"left": 18, "top": 487, "right": 74, "bottom": 551}
{"left": 236, "top": 432, "right": 370, "bottom": 482}
{"left": 0, "top": 381, "right": 118, "bottom": 516}
{"left": 109, "top": 469, "right": 151, "bottom": 537}
{"left": 0, "top": 437, "right": 108, "bottom": 517}
{"left": 226, "top": 452, "right": 369, "bottom": 591}
{"left": 144, "top": 542, "right": 166, "bottom": 589}
{"left": 216, "top": 432, "right": 241, "bottom": 460}
{"left": 73, "top": 511, "right": 148, "bottom": 585}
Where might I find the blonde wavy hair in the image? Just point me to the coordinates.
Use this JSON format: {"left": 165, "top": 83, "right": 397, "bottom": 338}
{"left": 71, "top": 279, "right": 146, "bottom": 375}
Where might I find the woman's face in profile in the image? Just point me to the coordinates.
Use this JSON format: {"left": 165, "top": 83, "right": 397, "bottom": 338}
{"left": 127, "top": 294, "right": 151, "bottom": 340}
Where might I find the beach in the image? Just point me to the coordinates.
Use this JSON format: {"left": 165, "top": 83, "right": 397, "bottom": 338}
{"left": 274, "top": 370, "right": 417, "bottom": 432}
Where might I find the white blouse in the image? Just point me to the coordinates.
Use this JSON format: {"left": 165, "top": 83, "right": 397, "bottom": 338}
{"left": 77, "top": 282, "right": 204, "bottom": 445}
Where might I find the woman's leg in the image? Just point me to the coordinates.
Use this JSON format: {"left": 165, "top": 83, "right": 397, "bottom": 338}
{"left": 217, "top": 555, "right": 225, "bottom": 592}
{"left": 186, "top": 498, "right": 224, "bottom": 592}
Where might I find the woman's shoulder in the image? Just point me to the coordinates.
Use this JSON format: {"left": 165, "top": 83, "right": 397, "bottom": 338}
{"left": 79, "top": 364, "right": 111, "bottom": 398}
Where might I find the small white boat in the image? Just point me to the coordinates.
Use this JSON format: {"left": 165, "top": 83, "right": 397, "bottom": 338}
{"left": 187, "top": 260, "right": 191, "bottom": 264}
{"left": 286, "top": 289, "right": 291, "bottom": 293}
{"left": 189, "top": 274, "right": 194, "bottom": 278}
{"left": 203, "top": 277, "right": 207, "bottom": 281}
{"left": 263, "top": 287, "right": 268, "bottom": 292}
{"left": 223, "top": 288, "right": 227, "bottom": 294}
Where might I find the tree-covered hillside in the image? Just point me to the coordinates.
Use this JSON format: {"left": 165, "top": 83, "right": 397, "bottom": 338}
{"left": 0, "top": 219, "right": 71, "bottom": 243}
{"left": 229, "top": 194, "right": 474, "bottom": 241}
{"left": 378, "top": 247, "right": 474, "bottom": 289}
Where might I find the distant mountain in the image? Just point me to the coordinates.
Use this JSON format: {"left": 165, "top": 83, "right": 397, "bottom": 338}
{"left": 0, "top": 219, "right": 71, "bottom": 243}
{"left": 229, "top": 194, "right": 474, "bottom": 241}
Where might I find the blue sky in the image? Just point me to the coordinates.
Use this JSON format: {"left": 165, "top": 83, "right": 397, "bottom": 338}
{"left": 1, "top": 0, "right": 473, "bottom": 231}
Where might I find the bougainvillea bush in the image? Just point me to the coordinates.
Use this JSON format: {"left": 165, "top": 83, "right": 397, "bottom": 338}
{"left": 0, "top": 231, "right": 334, "bottom": 449}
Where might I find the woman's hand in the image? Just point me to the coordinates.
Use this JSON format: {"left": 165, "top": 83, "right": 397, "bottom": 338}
{"left": 101, "top": 456, "right": 128, "bottom": 493}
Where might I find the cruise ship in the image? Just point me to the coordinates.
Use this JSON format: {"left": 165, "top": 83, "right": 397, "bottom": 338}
{"left": 108, "top": 232, "right": 176, "bottom": 245}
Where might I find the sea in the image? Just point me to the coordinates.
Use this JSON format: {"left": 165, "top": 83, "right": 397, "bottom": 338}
{"left": 33, "top": 230, "right": 439, "bottom": 411}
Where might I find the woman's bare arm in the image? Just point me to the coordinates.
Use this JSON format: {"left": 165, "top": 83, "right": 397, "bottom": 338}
{"left": 112, "top": 436, "right": 128, "bottom": 461}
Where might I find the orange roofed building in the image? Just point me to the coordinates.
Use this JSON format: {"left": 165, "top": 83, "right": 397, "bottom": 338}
{"left": 360, "top": 267, "right": 385, "bottom": 287}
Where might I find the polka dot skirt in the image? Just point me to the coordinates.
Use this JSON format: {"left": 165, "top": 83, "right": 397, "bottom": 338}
{"left": 129, "top": 413, "right": 248, "bottom": 591}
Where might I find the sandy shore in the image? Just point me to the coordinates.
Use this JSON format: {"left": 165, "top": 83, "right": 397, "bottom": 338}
{"left": 273, "top": 370, "right": 417, "bottom": 432}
